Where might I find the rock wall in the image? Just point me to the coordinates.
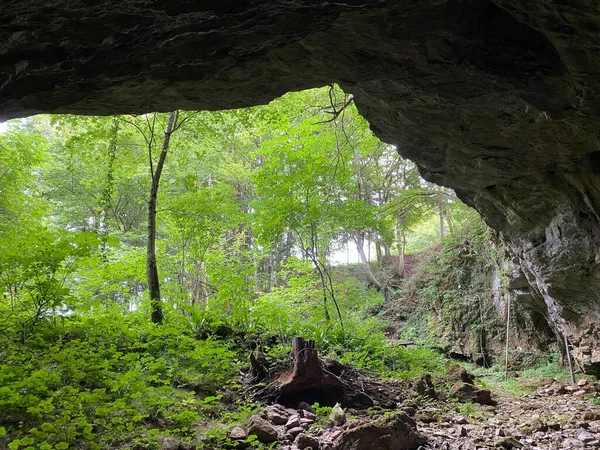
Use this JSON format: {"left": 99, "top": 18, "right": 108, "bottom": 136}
{"left": 1, "top": 0, "right": 599, "bottom": 373}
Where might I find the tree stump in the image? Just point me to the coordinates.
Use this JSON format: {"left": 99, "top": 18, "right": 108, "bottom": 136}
{"left": 277, "top": 337, "right": 346, "bottom": 405}
{"left": 290, "top": 338, "right": 323, "bottom": 384}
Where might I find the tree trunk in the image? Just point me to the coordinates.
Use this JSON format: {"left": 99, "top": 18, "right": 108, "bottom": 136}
{"left": 375, "top": 240, "right": 383, "bottom": 264}
{"left": 445, "top": 202, "right": 455, "bottom": 235}
{"left": 395, "top": 213, "right": 405, "bottom": 278}
{"left": 354, "top": 233, "right": 383, "bottom": 291}
{"left": 148, "top": 111, "right": 178, "bottom": 324}
{"left": 194, "top": 260, "right": 209, "bottom": 306}
{"left": 438, "top": 195, "right": 446, "bottom": 243}
{"left": 315, "top": 265, "right": 331, "bottom": 321}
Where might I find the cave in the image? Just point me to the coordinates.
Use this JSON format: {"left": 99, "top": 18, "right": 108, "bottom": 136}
{"left": 1, "top": 0, "right": 599, "bottom": 375}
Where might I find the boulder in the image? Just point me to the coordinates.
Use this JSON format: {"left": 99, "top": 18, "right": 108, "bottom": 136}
{"left": 446, "top": 362, "right": 476, "bottom": 384}
{"left": 288, "top": 426, "right": 304, "bottom": 437}
{"left": 267, "top": 404, "right": 291, "bottom": 425}
{"left": 449, "top": 382, "right": 496, "bottom": 406}
{"left": 330, "top": 403, "right": 346, "bottom": 426}
{"left": 413, "top": 373, "right": 438, "bottom": 399}
{"left": 248, "top": 415, "right": 279, "bottom": 443}
{"left": 295, "top": 433, "right": 320, "bottom": 450}
{"left": 286, "top": 415, "right": 301, "bottom": 429}
{"left": 332, "top": 412, "right": 423, "bottom": 450}
{"left": 298, "top": 402, "right": 315, "bottom": 414}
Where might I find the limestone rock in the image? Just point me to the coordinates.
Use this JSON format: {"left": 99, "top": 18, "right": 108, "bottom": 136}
{"left": 413, "top": 373, "right": 438, "bottom": 399}
{"left": 227, "top": 426, "right": 247, "bottom": 441}
{"left": 401, "top": 406, "right": 416, "bottom": 417}
{"left": 449, "top": 382, "right": 496, "bottom": 406}
{"left": 300, "top": 417, "right": 314, "bottom": 428}
{"left": 456, "top": 425, "right": 468, "bottom": 437}
{"left": 330, "top": 403, "right": 346, "bottom": 427}
{"left": 157, "top": 436, "right": 194, "bottom": 450}
{"left": 333, "top": 412, "right": 423, "bottom": 450}
{"left": 446, "top": 362, "right": 475, "bottom": 384}
{"left": 494, "top": 436, "right": 523, "bottom": 449}
{"left": 286, "top": 415, "right": 301, "bottom": 429}
{"left": 248, "top": 415, "right": 279, "bottom": 443}
{"left": 578, "top": 428, "right": 595, "bottom": 443}
{"left": 298, "top": 402, "right": 315, "bottom": 414}
{"left": 300, "top": 410, "right": 317, "bottom": 421}
{"left": 295, "top": 433, "right": 320, "bottom": 450}
{"left": 266, "top": 404, "right": 291, "bottom": 425}
{"left": 287, "top": 426, "right": 304, "bottom": 437}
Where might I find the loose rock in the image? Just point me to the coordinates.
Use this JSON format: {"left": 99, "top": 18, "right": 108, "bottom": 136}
{"left": 248, "top": 415, "right": 279, "bottom": 443}
{"left": 449, "top": 382, "right": 496, "bottom": 405}
{"left": 333, "top": 412, "right": 423, "bottom": 450}
{"left": 227, "top": 426, "right": 248, "bottom": 440}
{"left": 295, "top": 433, "right": 320, "bottom": 450}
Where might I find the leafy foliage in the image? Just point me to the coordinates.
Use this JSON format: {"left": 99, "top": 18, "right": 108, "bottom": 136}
{"left": 0, "top": 310, "right": 239, "bottom": 449}
{"left": 0, "top": 85, "right": 478, "bottom": 449}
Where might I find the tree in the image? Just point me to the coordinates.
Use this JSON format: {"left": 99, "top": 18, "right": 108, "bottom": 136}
{"left": 145, "top": 112, "right": 181, "bottom": 324}
{"left": 123, "top": 111, "right": 187, "bottom": 324}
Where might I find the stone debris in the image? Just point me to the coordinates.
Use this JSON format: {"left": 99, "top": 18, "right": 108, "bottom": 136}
{"left": 235, "top": 378, "right": 599, "bottom": 450}
{"left": 420, "top": 380, "right": 600, "bottom": 449}
{"left": 541, "top": 380, "right": 599, "bottom": 397}
{"left": 243, "top": 402, "right": 424, "bottom": 449}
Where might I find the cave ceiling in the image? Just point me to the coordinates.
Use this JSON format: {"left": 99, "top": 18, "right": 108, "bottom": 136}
{"left": 1, "top": 0, "right": 600, "bottom": 373}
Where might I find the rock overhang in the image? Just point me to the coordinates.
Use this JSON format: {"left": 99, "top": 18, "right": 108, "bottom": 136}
{"left": 1, "top": 0, "right": 600, "bottom": 374}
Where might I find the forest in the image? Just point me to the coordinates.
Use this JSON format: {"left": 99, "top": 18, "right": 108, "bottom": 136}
{"left": 1, "top": 86, "right": 598, "bottom": 450}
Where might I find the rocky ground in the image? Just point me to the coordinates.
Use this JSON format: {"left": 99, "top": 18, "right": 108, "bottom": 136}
{"left": 224, "top": 376, "right": 599, "bottom": 450}
{"left": 419, "top": 379, "right": 600, "bottom": 449}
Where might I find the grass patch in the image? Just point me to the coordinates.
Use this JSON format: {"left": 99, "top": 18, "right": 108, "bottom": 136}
{"left": 461, "top": 354, "right": 573, "bottom": 398}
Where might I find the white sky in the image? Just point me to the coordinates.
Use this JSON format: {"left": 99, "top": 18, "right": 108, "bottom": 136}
{"left": 331, "top": 242, "right": 362, "bottom": 265}
{"left": 0, "top": 122, "right": 7, "bottom": 134}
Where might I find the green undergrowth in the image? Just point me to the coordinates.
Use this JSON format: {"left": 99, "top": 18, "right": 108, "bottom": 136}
{"left": 0, "top": 310, "right": 246, "bottom": 450}
{"left": 0, "top": 280, "right": 446, "bottom": 450}
{"left": 462, "top": 355, "right": 573, "bottom": 397}
{"left": 191, "top": 258, "right": 446, "bottom": 381}
{"left": 398, "top": 221, "right": 502, "bottom": 362}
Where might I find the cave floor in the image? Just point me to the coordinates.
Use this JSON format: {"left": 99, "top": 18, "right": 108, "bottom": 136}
{"left": 419, "top": 380, "right": 600, "bottom": 449}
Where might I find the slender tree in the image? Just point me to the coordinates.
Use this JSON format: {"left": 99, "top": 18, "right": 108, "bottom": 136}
{"left": 147, "top": 111, "right": 178, "bottom": 324}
